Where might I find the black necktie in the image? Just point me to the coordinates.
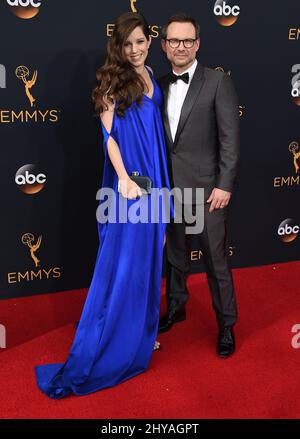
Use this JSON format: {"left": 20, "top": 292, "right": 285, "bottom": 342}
{"left": 169, "top": 72, "right": 189, "bottom": 84}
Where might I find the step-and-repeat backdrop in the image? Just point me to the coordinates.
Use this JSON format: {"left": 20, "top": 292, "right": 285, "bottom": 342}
{"left": 0, "top": 0, "right": 299, "bottom": 299}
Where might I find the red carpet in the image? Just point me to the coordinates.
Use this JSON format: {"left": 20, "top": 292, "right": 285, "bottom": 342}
{"left": 0, "top": 261, "right": 300, "bottom": 419}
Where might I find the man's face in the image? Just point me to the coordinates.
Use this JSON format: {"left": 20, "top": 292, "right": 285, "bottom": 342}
{"left": 162, "top": 22, "right": 200, "bottom": 70}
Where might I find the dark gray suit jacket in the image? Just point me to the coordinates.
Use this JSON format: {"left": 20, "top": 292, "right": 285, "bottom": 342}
{"left": 158, "top": 63, "right": 240, "bottom": 203}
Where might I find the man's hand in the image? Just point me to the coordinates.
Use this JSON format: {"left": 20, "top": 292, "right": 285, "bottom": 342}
{"left": 207, "top": 188, "right": 231, "bottom": 213}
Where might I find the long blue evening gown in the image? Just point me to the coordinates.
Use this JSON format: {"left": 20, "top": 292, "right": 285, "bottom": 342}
{"left": 34, "top": 68, "right": 173, "bottom": 398}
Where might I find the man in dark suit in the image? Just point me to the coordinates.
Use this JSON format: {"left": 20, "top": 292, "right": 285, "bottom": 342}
{"left": 158, "top": 12, "right": 240, "bottom": 357}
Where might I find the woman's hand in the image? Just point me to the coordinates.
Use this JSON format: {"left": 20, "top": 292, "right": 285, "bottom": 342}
{"left": 118, "top": 177, "right": 143, "bottom": 199}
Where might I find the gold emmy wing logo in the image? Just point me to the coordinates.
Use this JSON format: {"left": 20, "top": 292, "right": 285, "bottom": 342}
{"left": 273, "top": 141, "right": 300, "bottom": 187}
{"left": 7, "top": 233, "right": 62, "bottom": 284}
{"left": 22, "top": 233, "right": 42, "bottom": 268}
{"left": 289, "top": 142, "right": 300, "bottom": 174}
{"left": 130, "top": 0, "right": 137, "bottom": 13}
{"left": 0, "top": 65, "right": 60, "bottom": 124}
{"left": 15, "top": 65, "right": 37, "bottom": 107}
{"left": 107, "top": 1, "right": 161, "bottom": 38}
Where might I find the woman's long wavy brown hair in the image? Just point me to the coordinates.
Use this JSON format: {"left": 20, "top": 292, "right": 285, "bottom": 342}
{"left": 92, "top": 12, "right": 151, "bottom": 117}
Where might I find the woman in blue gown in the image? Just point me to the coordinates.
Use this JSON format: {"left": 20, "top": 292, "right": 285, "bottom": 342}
{"left": 34, "top": 12, "right": 173, "bottom": 399}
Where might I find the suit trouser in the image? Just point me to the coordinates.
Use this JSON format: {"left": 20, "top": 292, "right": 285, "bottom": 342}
{"left": 165, "top": 203, "right": 238, "bottom": 328}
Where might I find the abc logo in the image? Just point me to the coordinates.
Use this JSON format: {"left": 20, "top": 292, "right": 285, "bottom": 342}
{"left": 277, "top": 218, "right": 299, "bottom": 243}
{"left": 7, "top": 0, "right": 41, "bottom": 19}
{"left": 15, "top": 164, "right": 46, "bottom": 194}
{"left": 214, "top": 1, "right": 240, "bottom": 27}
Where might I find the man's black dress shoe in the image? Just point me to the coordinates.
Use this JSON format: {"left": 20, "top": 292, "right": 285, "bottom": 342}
{"left": 158, "top": 306, "right": 186, "bottom": 333}
{"left": 217, "top": 326, "right": 235, "bottom": 358}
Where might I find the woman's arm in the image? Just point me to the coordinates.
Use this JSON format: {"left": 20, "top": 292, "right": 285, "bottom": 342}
{"left": 100, "top": 102, "right": 142, "bottom": 199}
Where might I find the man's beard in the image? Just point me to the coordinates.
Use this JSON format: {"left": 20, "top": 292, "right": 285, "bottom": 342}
{"left": 173, "top": 57, "right": 193, "bottom": 68}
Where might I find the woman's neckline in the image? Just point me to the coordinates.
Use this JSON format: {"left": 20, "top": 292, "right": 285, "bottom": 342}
{"left": 142, "top": 66, "right": 155, "bottom": 100}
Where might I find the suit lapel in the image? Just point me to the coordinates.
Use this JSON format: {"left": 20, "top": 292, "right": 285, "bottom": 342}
{"left": 161, "top": 77, "right": 173, "bottom": 148}
{"left": 174, "top": 63, "right": 205, "bottom": 147}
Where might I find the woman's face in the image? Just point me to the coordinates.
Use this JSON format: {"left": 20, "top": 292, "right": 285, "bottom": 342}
{"left": 123, "top": 26, "right": 151, "bottom": 69}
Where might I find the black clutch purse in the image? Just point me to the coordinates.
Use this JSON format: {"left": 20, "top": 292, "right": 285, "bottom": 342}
{"left": 129, "top": 171, "right": 152, "bottom": 194}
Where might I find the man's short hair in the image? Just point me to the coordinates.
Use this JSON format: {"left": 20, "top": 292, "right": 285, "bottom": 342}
{"left": 162, "top": 12, "right": 200, "bottom": 40}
